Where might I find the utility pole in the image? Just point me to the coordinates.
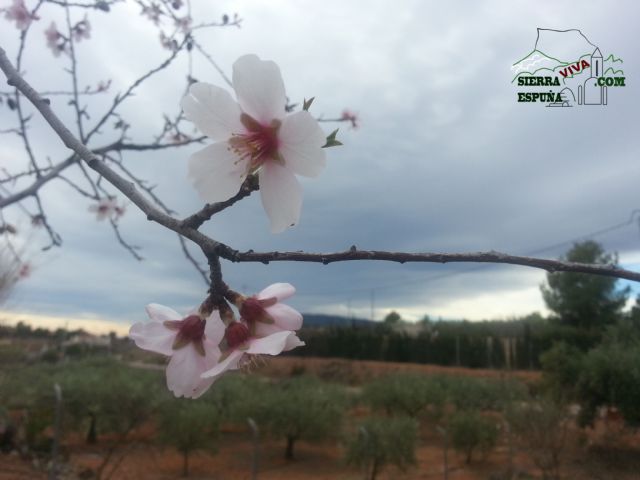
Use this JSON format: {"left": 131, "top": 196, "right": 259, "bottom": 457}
{"left": 370, "top": 290, "right": 375, "bottom": 321}
{"left": 247, "top": 418, "right": 259, "bottom": 480}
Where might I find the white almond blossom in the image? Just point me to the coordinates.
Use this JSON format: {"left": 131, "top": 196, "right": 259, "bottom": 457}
{"left": 181, "top": 54, "right": 327, "bottom": 233}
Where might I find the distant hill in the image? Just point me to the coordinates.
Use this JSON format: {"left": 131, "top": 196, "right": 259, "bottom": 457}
{"left": 301, "top": 313, "right": 375, "bottom": 328}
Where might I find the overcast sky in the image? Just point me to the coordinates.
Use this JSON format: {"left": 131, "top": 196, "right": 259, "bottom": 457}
{"left": 1, "top": 0, "right": 639, "bottom": 334}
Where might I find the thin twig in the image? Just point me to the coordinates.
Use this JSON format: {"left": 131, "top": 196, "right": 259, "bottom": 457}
{"left": 177, "top": 234, "right": 208, "bottom": 284}
{"left": 57, "top": 174, "right": 99, "bottom": 199}
{"left": 84, "top": 36, "right": 189, "bottom": 142}
{"left": 181, "top": 174, "right": 259, "bottom": 228}
{"left": 64, "top": 2, "right": 86, "bottom": 142}
{"left": 191, "top": 39, "right": 232, "bottom": 87}
{"left": 33, "top": 193, "right": 62, "bottom": 249}
{"left": 109, "top": 219, "right": 143, "bottom": 260}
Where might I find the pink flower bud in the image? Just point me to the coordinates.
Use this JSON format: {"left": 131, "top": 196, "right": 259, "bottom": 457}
{"left": 225, "top": 322, "right": 250, "bottom": 348}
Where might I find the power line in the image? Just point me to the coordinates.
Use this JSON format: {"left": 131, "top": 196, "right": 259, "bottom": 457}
{"left": 315, "top": 208, "right": 640, "bottom": 296}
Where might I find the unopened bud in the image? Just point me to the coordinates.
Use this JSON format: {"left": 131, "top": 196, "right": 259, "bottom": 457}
{"left": 225, "top": 322, "right": 250, "bottom": 349}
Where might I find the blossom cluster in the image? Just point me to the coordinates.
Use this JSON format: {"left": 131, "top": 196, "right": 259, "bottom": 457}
{"left": 2, "top": 3, "right": 357, "bottom": 400}
{"left": 128, "top": 55, "right": 332, "bottom": 397}
{"left": 45, "top": 16, "right": 91, "bottom": 57}
{"left": 3, "top": 0, "right": 91, "bottom": 57}
{"left": 129, "top": 283, "right": 304, "bottom": 398}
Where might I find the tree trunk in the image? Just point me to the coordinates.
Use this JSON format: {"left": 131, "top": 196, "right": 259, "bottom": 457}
{"left": 182, "top": 450, "right": 189, "bottom": 477}
{"left": 49, "top": 384, "right": 62, "bottom": 480}
{"left": 86, "top": 412, "right": 97, "bottom": 445}
{"left": 369, "top": 458, "right": 379, "bottom": 480}
{"left": 285, "top": 436, "right": 296, "bottom": 460}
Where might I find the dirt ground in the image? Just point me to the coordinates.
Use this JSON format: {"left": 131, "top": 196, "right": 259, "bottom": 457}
{"left": 261, "top": 356, "right": 542, "bottom": 385}
{"left": 4, "top": 424, "right": 639, "bottom": 480}
{"left": 2, "top": 357, "right": 639, "bottom": 480}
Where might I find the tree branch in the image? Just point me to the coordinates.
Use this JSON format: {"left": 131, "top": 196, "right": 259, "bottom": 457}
{"left": 0, "top": 155, "right": 78, "bottom": 208}
{"left": 0, "top": 137, "right": 200, "bottom": 209}
{"left": 0, "top": 45, "right": 221, "bottom": 252}
{"left": 220, "top": 248, "right": 640, "bottom": 282}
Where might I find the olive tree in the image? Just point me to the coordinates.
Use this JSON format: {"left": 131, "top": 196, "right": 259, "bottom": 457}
{"left": 58, "top": 360, "right": 162, "bottom": 479}
{"left": 505, "top": 398, "right": 568, "bottom": 480}
{"left": 158, "top": 400, "right": 220, "bottom": 477}
{"left": 363, "top": 373, "right": 445, "bottom": 418}
{"left": 346, "top": 416, "right": 417, "bottom": 480}
{"left": 258, "top": 376, "right": 346, "bottom": 460}
{"left": 448, "top": 410, "right": 498, "bottom": 464}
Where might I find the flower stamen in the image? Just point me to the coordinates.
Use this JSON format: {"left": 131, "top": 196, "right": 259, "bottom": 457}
{"left": 229, "top": 114, "right": 281, "bottom": 172}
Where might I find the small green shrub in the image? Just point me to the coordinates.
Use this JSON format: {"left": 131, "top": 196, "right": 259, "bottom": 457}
{"left": 346, "top": 416, "right": 417, "bottom": 480}
{"left": 449, "top": 410, "right": 498, "bottom": 464}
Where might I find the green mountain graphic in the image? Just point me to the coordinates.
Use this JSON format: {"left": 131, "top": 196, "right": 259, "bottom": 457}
{"left": 512, "top": 49, "right": 569, "bottom": 67}
{"left": 511, "top": 52, "right": 590, "bottom": 84}
{"left": 604, "top": 67, "right": 624, "bottom": 76}
{"left": 604, "top": 54, "right": 623, "bottom": 64}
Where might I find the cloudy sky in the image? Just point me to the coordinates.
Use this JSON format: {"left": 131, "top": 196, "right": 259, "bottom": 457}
{"left": 1, "top": 0, "right": 639, "bottom": 334}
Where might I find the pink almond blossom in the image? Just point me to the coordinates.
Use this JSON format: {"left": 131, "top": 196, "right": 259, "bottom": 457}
{"left": 4, "top": 0, "right": 38, "bottom": 31}
{"left": 88, "top": 198, "right": 125, "bottom": 221}
{"left": 18, "top": 262, "right": 31, "bottom": 279}
{"left": 44, "top": 22, "right": 66, "bottom": 57}
{"left": 141, "top": 3, "right": 162, "bottom": 25}
{"left": 174, "top": 15, "right": 191, "bottom": 33}
{"left": 201, "top": 283, "right": 304, "bottom": 378}
{"left": 129, "top": 305, "right": 225, "bottom": 398}
{"left": 72, "top": 15, "right": 91, "bottom": 42}
{"left": 341, "top": 109, "right": 359, "bottom": 129}
{"left": 114, "top": 203, "right": 126, "bottom": 219}
{"left": 181, "top": 54, "right": 327, "bottom": 233}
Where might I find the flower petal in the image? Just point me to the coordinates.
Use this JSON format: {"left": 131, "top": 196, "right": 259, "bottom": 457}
{"left": 253, "top": 321, "right": 284, "bottom": 337}
{"left": 145, "top": 303, "right": 182, "bottom": 322}
{"left": 265, "top": 303, "right": 303, "bottom": 330}
{"left": 204, "top": 310, "right": 225, "bottom": 346}
{"left": 258, "top": 282, "right": 295, "bottom": 302}
{"left": 278, "top": 111, "right": 327, "bottom": 178}
{"left": 129, "top": 321, "right": 175, "bottom": 356}
{"left": 166, "top": 343, "right": 221, "bottom": 398}
{"left": 181, "top": 82, "right": 244, "bottom": 141}
{"left": 247, "top": 330, "right": 299, "bottom": 355}
{"left": 188, "top": 143, "right": 249, "bottom": 203}
{"left": 283, "top": 333, "right": 305, "bottom": 352}
{"left": 232, "top": 54, "right": 286, "bottom": 123}
{"left": 259, "top": 161, "right": 302, "bottom": 233}
{"left": 201, "top": 349, "right": 243, "bottom": 378}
